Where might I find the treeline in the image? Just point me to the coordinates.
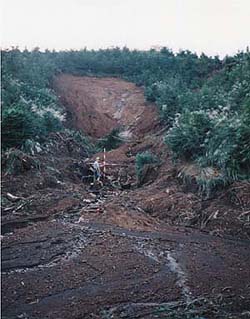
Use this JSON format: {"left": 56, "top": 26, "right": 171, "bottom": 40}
{"left": 1, "top": 47, "right": 250, "bottom": 181}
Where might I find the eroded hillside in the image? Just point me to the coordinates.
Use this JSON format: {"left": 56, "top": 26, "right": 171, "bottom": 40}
{"left": 1, "top": 76, "right": 250, "bottom": 319}
{"left": 53, "top": 74, "right": 159, "bottom": 138}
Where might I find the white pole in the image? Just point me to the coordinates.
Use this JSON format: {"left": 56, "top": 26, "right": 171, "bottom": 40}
{"left": 103, "top": 148, "right": 106, "bottom": 179}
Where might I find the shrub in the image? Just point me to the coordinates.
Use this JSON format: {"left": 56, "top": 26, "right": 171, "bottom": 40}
{"left": 135, "top": 151, "right": 158, "bottom": 180}
{"left": 1, "top": 104, "right": 43, "bottom": 149}
{"left": 42, "top": 111, "right": 63, "bottom": 134}
{"left": 66, "top": 129, "right": 97, "bottom": 156}
{"left": 196, "top": 175, "right": 228, "bottom": 199}
{"left": 200, "top": 107, "right": 250, "bottom": 180}
{"left": 1, "top": 102, "right": 65, "bottom": 149}
{"left": 97, "top": 128, "right": 122, "bottom": 151}
{"left": 165, "top": 111, "right": 212, "bottom": 160}
{"left": 1, "top": 49, "right": 63, "bottom": 150}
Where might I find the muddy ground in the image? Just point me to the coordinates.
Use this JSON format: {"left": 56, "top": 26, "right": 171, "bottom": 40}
{"left": 2, "top": 75, "right": 250, "bottom": 319}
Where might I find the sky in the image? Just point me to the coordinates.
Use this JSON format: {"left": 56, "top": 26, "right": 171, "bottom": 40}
{"left": 1, "top": 0, "right": 250, "bottom": 57}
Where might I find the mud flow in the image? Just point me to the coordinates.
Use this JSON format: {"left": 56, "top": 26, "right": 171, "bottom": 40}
{"left": 2, "top": 76, "right": 250, "bottom": 319}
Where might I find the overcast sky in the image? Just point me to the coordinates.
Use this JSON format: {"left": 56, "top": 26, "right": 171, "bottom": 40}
{"left": 1, "top": 0, "right": 250, "bottom": 56}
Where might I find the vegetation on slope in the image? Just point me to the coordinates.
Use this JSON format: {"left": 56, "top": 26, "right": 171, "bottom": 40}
{"left": 1, "top": 47, "right": 250, "bottom": 184}
{"left": 1, "top": 48, "right": 63, "bottom": 149}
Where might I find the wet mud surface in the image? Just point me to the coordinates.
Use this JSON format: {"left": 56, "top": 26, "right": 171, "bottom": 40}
{"left": 2, "top": 215, "right": 250, "bottom": 318}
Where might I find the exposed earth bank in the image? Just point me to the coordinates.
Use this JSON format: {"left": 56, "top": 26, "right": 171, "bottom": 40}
{"left": 2, "top": 75, "right": 250, "bottom": 319}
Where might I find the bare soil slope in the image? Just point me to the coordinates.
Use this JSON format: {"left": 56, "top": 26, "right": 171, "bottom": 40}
{"left": 2, "top": 76, "right": 250, "bottom": 319}
{"left": 53, "top": 74, "right": 159, "bottom": 138}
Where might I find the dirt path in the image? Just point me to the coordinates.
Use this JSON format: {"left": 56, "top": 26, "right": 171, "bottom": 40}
{"left": 2, "top": 76, "right": 250, "bottom": 319}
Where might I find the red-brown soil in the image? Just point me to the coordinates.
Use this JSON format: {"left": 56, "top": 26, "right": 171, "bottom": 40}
{"left": 53, "top": 74, "right": 159, "bottom": 138}
{"left": 1, "top": 75, "right": 250, "bottom": 319}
